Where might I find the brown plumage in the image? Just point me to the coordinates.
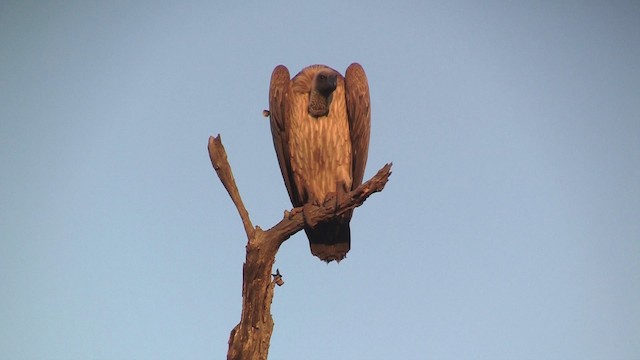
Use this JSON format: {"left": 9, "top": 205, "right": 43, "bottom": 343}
{"left": 268, "top": 63, "right": 371, "bottom": 262}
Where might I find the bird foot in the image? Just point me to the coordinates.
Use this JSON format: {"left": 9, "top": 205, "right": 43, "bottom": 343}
{"left": 322, "top": 192, "right": 337, "bottom": 208}
{"left": 323, "top": 183, "right": 348, "bottom": 215}
{"left": 286, "top": 208, "right": 303, "bottom": 220}
{"left": 303, "top": 203, "right": 319, "bottom": 228}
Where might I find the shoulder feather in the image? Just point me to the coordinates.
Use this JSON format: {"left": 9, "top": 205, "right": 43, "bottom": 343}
{"left": 269, "top": 65, "right": 302, "bottom": 206}
{"left": 344, "top": 63, "right": 371, "bottom": 189}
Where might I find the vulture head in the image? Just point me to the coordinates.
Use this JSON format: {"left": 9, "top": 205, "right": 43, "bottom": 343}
{"left": 308, "top": 69, "right": 338, "bottom": 117}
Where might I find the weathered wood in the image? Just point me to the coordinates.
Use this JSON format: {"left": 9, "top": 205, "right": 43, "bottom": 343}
{"left": 208, "top": 135, "right": 391, "bottom": 360}
{"left": 208, "top": 135, "right": 254, "bottom": 238}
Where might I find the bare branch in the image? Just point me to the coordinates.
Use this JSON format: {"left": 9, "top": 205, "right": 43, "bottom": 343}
{"left": 209, "top": 135, "right": 392, "bottom": 360}
{"left": 208, "top": 135, "right": 254, "bottom": 238}
{"left": 267, "top": 163, "right": 393, "bottom": 246}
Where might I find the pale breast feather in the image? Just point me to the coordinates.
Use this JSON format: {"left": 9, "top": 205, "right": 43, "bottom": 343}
{"left": 288, "top": 76, "right": 352, "bottom": 204}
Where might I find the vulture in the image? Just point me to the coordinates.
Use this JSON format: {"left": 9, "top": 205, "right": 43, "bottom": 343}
{"left": 268, "top": 63, "right": 371, "bottom": 262}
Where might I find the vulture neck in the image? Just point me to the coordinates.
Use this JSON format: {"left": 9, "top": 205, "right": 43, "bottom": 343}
{"left": 308, "top": 90, "right": 333, "bottom": 118}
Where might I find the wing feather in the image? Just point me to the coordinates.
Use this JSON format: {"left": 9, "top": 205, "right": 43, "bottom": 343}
{"left": 269, "top": 65, "right": 302, "bottom": 206}
{"left": 344, "top": 63, "right": 371, "bottom": 189}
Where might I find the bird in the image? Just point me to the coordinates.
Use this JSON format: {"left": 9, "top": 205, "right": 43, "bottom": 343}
{"left": 268, "top": 63, "right": 371, "bottom": 262}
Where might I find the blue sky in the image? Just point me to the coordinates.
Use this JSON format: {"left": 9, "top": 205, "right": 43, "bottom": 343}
{"left": 1, "top": 1, "right": 639, "bottom": 359}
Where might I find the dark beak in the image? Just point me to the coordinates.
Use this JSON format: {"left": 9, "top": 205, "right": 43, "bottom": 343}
{"left": 328, "top": 75, "right": 337, "bottom": 90}
{"left": 318, "top": 74, "right": 338, "bottom": 96}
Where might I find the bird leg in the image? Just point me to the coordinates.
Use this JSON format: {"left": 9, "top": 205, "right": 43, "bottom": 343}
{"left": 302, "top": 202, "right": 320, "bottom": 228}
{"left": 303, "top": 181, "right": 349, "bottom": 228}
{"left": 322, "top": 192, "right": 337, "bottom": 207}
{"left": 334, "top": 185, "right": 346, "bottom": 216}
{"left": 323, "top": 181, "right": 349, "bottom": 216}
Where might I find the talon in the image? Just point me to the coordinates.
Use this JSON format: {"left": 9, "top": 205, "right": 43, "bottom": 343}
{"left": 333, "top": 181, "right": 348, "bottom": 216}
{"left": 288, "top": 207, "right": 303, "bottom": 219}
{"left": 334, "top": 190, "right": 344, "bottom": 210}
{"left": 303, "top": 203, "right": 319, "bottom": 228}
{"left": 322, "top": 192, "right": 337, "bottom": 207}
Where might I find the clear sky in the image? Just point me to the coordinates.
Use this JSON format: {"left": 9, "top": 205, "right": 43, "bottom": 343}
{"left": 1, "top": 1, "right": 639, "bottom": 359}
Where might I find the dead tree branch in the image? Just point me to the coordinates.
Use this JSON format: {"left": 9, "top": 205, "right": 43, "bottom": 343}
{"left": 208, "top": 135, "right": 254, "bottom": 238}
{"left": 208, "top": 134, "right": 392, "bottom": 360}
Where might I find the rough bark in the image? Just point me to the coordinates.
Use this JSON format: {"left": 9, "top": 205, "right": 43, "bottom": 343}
{"left": 208, "top": 135, "right": 392, "bottom": 360}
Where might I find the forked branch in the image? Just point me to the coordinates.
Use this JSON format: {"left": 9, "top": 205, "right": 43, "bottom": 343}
{"left": 208, "top": 134, "right": 391, "bottom": 360}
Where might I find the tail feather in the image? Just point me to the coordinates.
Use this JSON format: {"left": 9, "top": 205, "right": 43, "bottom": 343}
{"left": 305, "top": 222, "right": 350, "bottom": 262}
